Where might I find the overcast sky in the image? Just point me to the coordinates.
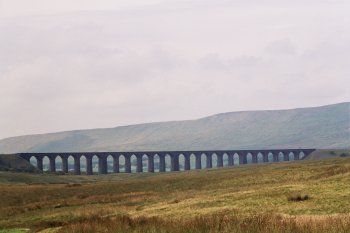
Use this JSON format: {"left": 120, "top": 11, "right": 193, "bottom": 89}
{"left": 0, "top": 0, "right": 349, "bottom": 139}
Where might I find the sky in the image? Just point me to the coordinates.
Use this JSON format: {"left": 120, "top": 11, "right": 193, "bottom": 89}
{"left": 0, "top": 0, "right": 349, "bottom": 139}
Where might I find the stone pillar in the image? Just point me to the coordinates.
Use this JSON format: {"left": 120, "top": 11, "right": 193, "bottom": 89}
{"left": 98, "top": 155, "right": 107, "bottom": 174}
{"left": 243, "top": 153, "right": 248, "bottom": 164}
{"left": 62, "top": 156, "right": 68, "bottom": 173}
{"left": 37, "top": 156, "right": 43, "bottom": 171}
{"left": 195, "top": 154, "right": 201, "bottom": 169}
{"left": 284, "top": 152, "right": 289, "bottom": 161}
{"left": 86, "top": 156, "right": 93, "bottom": 175}
{"left": 273, "top": 153, "right": 279, "bottom": 162}
{"left": 171, "top": 154, "right": 179, "bottom": 171}
{"left": 49, "top": 156, "right": 56, "bottom": 172}
{"left": 238, "top": 153, "right": 245, "bottom": 165}
{"left": 294, "top": 151, "right": 300, "bottom": 160}
{"left": 263, "top": 152, "right": 269, "bottom": 163}
{"left": 159, "top": 154, "right": 166, "bottom": 172}
{"left": 74, "top": 156, "right": 81, "bottom": 175}
{"left": 125, "top": 155, "right": 131, "bottom": 173}
{"left": 217, "top": 153, "right": 223, "bottom": 167}
{"left": 148, "top": 154, "right": 154, "bottom": 173}
{"left": 136, "top": 154, "right": 143, "bottom": 173}
{"left": 184, "top": 154, "right": 191, "bottom": 170}
{"left": 228, "top": 153, "right": 234, "bottom": 166}
{"left": 252, "top": 153, "right": 258, "bottom": 164}
{"left": 206, "top": 153, "right": 212, "bottom": 168}
{"left": 113, "top": 155, "right": 119, "bottom": 173}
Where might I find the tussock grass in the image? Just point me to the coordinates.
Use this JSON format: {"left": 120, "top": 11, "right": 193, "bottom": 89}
{"left": 0, "top": 158, "right": 349, "bottom": 232}
{"left": 57, "top": 213, "right": 350, "bottom": 233}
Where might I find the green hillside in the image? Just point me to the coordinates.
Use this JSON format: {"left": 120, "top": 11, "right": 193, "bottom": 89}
{"left": 0, "top": 102, "right": 349, "bottom": 153}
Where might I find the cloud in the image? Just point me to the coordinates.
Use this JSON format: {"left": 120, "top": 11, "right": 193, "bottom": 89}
{"left": 0, "top": 0, "right": 349, "bottom": 139}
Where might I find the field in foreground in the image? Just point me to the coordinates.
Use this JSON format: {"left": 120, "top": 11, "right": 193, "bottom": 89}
{"left": 0, "top": 158, "right": 349, "bottom": 233}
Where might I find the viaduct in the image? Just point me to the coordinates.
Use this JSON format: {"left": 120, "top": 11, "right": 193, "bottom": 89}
{"left": 19, "top": 149, "right": 315, "bottom": 175}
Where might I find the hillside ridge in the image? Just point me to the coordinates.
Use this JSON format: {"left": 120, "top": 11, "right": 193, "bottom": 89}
{"left": 0, "top": 102, "right": 349, "bottom": 153}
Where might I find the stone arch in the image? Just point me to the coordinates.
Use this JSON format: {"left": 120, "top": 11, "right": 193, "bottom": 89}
{"left": 201, "top": 153, "right": 207, "bottom": 169}
{"left": 222, "top": 153, "right": 229, "bottom": 167}
{"left": 55, "top": 155, "right": 63, "bottom": 172}
{"left": 233, "top": 153, "right": 239, "bottom": 165}
{"left": 178, "top": 153, "right": 185, "bottom": 171}
{"left": 299, "top": 151, "right": 305, "bottom": 159}
{"left": 29, "top": 156, "right": 38, "bottom": 167}
{"left": 257, "top": 152, "right": 264, "bottom": 163}
{"left": 278, "top": 152, "right": 284, "bottom": 162}
{"left": 107, "top": 154, "right": 114, "bottom": 173}
{"left": 164, "top": 153, "right": 171, "bottom": 172}
{"left": 153, "top": 154, "right": 160, "bottom": 172}
{"left": 289, "top": 152, "right": 295, "bottom": 161}
{"left": 130, "top": 154, "right": 137, "bottom": 173}
{"left": 119, "top": 154, "right": 126, "bottom": 173}
{"left": 267, "top": 152, "right": 274, "bottom": 162}
{"left": 67, "top": 155, "right": 74, "bottom": 173}
{"left": 42, "top": 155, "right": 50, "bottom": 172}
{"left": 246, "top": 153, "right": 253, "bottom": 164}
{"left": 212, "top": 153, "right": 218, "bottom": 168}
{"left": 190, "top": 153, "right": 196, "bottom": 170}
{"left": 92, "top": 155, "right": 99, "bottom": 173}
{"left": 79, "top": 155, "right": 87, "bottom": 173}
{"left": 142, "top": 154, "right": 149, "bottom": 172}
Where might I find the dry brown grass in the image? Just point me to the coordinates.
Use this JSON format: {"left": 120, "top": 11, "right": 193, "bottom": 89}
{"left": 57, "top": 213, "right": 350, "bottom": 233}
{"left": 0, "top": 157, "right": 349, "bottom": 232}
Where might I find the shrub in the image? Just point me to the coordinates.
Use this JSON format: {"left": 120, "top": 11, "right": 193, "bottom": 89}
{"left": 288, "top": 193, "right": 309, "bottom": 202}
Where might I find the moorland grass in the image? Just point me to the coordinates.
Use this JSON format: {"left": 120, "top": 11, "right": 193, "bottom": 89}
{"left": 0, "top": 158, "right": 349, "bottom": 232}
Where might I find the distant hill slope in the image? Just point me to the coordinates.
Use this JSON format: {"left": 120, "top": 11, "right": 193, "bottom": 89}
{"left": 0, "top": 102, "right": 349, "bottom": 153}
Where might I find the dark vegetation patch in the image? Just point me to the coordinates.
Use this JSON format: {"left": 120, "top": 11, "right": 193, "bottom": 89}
{"left": 287, "top": 193, "right": 309, "bottom": 202}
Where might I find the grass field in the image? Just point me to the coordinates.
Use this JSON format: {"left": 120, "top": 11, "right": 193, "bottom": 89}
{"left": 0, "top": 157, "right": 349, "bottom": 232}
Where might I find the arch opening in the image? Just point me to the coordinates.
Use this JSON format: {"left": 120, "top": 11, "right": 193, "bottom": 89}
{"left": 107, "top": 155, "right": 114, "bottom": 173}
{"left": 42, "top": 156, "right": 50, "bottom": 172}
{"left": 190, "top": 153, "right": 196, "bottom": 170}
{"left": 142, "top": 154, "right": 148, "bottom": 172}
{"left": 130, "top": 154, "right": 137, "bottom": 173}
{"left": 92, "top": 155, "right": 99, "bottom": 173}
{"left": 29, "top": 156, "right": 37, "bottom": 167}
{"left": 201, "top": 153, "right": 207, "bottom": 169}
{"left": 153, "top": 154, "right": 160, "bottom": 172}
{"left": 178, "top": 154, "right": 185, "bottom": 171}
{"left": 223, "top": 153, "right": 229, "bottom": 167}
{"left": 212, "top": 153, "right": 218, "bottom": 168}
{"left": 257, "top": 153, "right": 264, "bottom": 163}
{"left": 79, "top": 155, "right": 86, "bottom": 173}
{"left": 246, "top": 153, "right": 253, "bottom": 164}
{"left": 165, "top": 154, "right": 171, "bottom": 172}
{"left": 67, "top": 155, "right": 74, "bottom": 173}
{"left": 278, "top": 152, "right": 284, "bottom": 162}
{"left": 267, "top": 152, "right": 274, "bottom": 162}
{"left": 289, "top": 152, "right": 295, "bottom": 161}
{"left": 119, "top": 155, "right": 126, "bottom": 173}
{"left": 55, "top": 156, "right": 63, "bottom": 172}
{"left": 233, "top": 153, "right": 239, "bottom": 165}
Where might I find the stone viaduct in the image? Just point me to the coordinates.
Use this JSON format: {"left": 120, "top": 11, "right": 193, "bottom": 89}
{"left": 18, "top": 149, "right": 315, "bottom": 175}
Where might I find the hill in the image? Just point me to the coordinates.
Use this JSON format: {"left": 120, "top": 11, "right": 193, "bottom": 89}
{"left": 0, "top": 102, "right": 349, "bottom": 153}
{"left": 0, "top": 154, "right": 36, "bottom": 172}
{"left": 0, "top": 158, "right": 349, "bottom": 232}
